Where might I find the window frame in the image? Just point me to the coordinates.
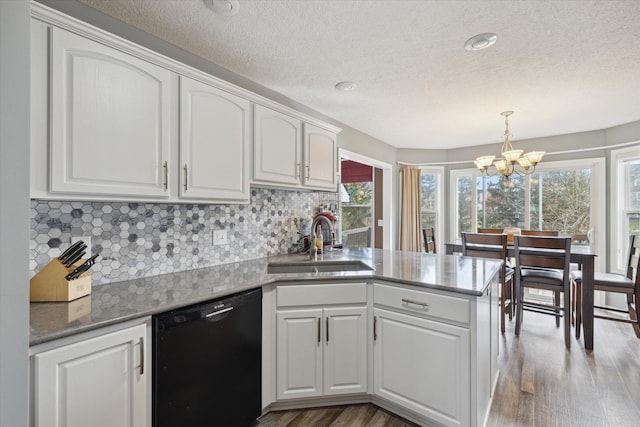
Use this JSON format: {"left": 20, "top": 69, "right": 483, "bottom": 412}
{"left": 449, "top": 168, "right": 479, "bottom": 240}
{"left": 610, "top": 144, "right": 640, "bottom": 273}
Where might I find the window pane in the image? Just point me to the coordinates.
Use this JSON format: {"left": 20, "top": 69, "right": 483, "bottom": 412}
{"left": 478, "top": 175, "right": 525, "bottom": 229}
{"left": 421, "top": 174, "right": 437, "bottom": 210}
{"left": 530, "top": 169, "right": 591, "bottom": 234}
{"left": 420, "top": 172, "right": 438, "bottom": 232}
{"left": 342, "top": 182, "right": 372, "bottom": 231}
{"left": 627, "top": 161, "right": 640, "bottom": 210}
{"left": 421, "top": 212, "right": 436, "bottom": 230}
{"left": 628, "top": 213, "right": 640, "bottom": 236}
{"left": 457, "top": 176, "right": 473, "bottom": 236}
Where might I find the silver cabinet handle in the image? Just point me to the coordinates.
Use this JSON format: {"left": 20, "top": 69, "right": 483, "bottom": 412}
{"left": 205, "top": 306, "right": 233, "bottom": 318}
{"left": 306, "top": 165, "right": 310, "bottom": 180}
{"left": 373, "top": 316, "right": 377, "bottom": 341}
{"left": 163, "top": 161, "right": 168, "bottom": 190}
{"left": 402, "top": 298, "right": 430, "bottom": 309}
{"left": 183, "top": 164, "right": 188, "bottom": 191}
{"left": 326, "top": 317, "right": 329, "bottom": 343}
{"left": 296, "top": 163, "right": 301, "bottom": 178}
{"left": 139, "top": 336, "right": 144, "bottom": 375}
{"left": 317, "top": 317, "right": 321, "bottom": 343}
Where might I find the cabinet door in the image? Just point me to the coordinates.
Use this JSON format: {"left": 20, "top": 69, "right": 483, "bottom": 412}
{"left": 276, "top": 309, "right": 323, "bottom": 400}
{"left": 303, "top": 123, "right": 337, "bottom": 190}
{"left": 373, "top": 308, "right": 470, "bottom": 427}
{"left": 179, "top": 77, "right": 250, "bottom": 201}
{"left": 253, "top": 105, "right": 302, "bottom": 186}
{"left": 50, "top": 27, "right": 172, "bottom": 198}
{"left": 323, "top": 306, "right": 367, "bottom": 395}
{"left": 34, "top": 324, "right": 147, "bottom": 427}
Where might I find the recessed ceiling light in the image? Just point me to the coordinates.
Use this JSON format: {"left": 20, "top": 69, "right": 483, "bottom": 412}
{"left": 335, "top": 81, "right": 357, "bottom": 91}
{"left": 464, "top": 33, "right": 497, "bottom": 51}
{"left": 203, "top": 0, "right": 240, "bottom": 16}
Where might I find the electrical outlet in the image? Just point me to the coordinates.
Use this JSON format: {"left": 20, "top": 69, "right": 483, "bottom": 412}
{"left": 213, "top": 229, "right": 228, "bottom": 246}
{"left": 71, "top": 235, "right": 92, "bottom": 259}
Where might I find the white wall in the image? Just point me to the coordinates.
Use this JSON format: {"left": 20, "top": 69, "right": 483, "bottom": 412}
{"left": 0, "top": 1, "right": 31, "bottom": 425}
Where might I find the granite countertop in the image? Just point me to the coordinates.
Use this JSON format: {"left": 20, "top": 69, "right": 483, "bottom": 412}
{"left": 30, "top": 248, "right": 502, "bottom": 346}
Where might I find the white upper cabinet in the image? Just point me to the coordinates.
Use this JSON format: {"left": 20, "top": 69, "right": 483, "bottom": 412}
{"left": 179, "top": 76, "right": 250, "bottom": 201}
{"left": 31, "top": 5, "right": 341, "bottom": 202}
{"left": 253, "top": 105, "right": 303, "bottom": 186}
{"left": 303, "top": 123, "right": 338, "bottom": 191}
{"left": 253, "top": 104, "right": 339, "bottom": 191}
{"left": 49, "top": 27, "right": 172, "bottom": 198}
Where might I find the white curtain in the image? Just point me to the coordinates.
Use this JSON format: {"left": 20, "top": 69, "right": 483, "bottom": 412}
{"left": 399, "top": 167, "right": 422, "bottom": 252}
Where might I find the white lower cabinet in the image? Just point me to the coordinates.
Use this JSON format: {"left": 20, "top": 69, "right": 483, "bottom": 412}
{"left": 276, "top": 308, "right": 323, "bottom": 399}
{"left": 32, "top": 323, "right": 148, "bottom": 427}
{"left": 323, "top": 306, "right": 368, "bottom": 396}
{"left": 275, "top": 283, "right": 368, "bottom": 401}
{"left": 373, "top": 307, "right": 470, "bottom": 427}
{"left": 276, "top": 306, "right": 367, "bottom": 400}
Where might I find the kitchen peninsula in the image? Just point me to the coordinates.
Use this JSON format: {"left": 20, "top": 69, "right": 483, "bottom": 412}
{"left": 30, "top": 249, "right": 501, "bottom": 427}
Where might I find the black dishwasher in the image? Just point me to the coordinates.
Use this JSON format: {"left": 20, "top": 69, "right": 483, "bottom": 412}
{"left": 153, "top": 288, "right": 262, "bottom": 427}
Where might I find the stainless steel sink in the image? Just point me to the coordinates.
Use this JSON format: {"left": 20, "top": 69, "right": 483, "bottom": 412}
{"left": 267, "top": 260, "right": 374, "bottom": 274}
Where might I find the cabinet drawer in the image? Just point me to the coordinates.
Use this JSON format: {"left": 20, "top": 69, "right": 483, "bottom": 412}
{"left": 277, "top": 283, "right": 366, "bottom": 307}
{"left": 373, "top": 283, "right": 469, "bottom": 325}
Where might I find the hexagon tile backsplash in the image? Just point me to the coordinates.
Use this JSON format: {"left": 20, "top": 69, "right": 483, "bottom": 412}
{"left": 31, "top": 188, "right": 338, "bottom": 286}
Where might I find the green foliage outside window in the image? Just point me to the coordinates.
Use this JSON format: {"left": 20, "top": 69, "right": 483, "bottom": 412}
{"left": 457, "top": 176, "right": 473, "bottom": 235}
{"left": 342, "top": 182, "right": 372, "bottom": 231}
{"left": 477, "top": 169, "right": 591, "bottom": 235}
{"left": 421, "top": 174, "right": 437, "bottom": 230}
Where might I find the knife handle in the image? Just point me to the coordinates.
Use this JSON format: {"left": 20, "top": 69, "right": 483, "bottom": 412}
{"left": 65, "top": 254, "right": 98, "bottom": 280}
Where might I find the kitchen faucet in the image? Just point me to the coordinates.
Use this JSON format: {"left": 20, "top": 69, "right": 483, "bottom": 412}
{"left": 309, "top": 215, "right": 335, "bottom": 260}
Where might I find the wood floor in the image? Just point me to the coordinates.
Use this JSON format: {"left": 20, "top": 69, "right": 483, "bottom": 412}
{"left": 259, "top": 311, "right": 640, "bottom": 426}
{"left": 258, "top": 403, "right": 417, "bottom": 427}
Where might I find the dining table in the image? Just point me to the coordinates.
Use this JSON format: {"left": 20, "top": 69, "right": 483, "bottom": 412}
{"left": 445, "top": 241, "right": 597, "bottom": 351}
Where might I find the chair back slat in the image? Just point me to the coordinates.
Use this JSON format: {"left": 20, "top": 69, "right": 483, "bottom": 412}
{"left": 519, "top": 253, "right": 566, "bottom": 270}
{"left": 477, "top": 228, "right": 504, "bottom": 234}
{"left": 465, "top": 247, "right": 504, "bottom": 259}
{"left": 521, "top": 230, "right": 559, "bottom": 236}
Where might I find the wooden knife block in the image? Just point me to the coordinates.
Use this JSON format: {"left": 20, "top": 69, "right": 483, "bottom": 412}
{"left": 30, "top": 258, "right": 92, "bottom": 302}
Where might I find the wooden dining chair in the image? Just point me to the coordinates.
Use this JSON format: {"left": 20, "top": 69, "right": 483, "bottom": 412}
{"left": 462, "top": 233, "right": 514, "bottom": 334}
{"left": 520, "top": 231, "right": 562, "bottom": 318}
{"left": 477, "top": 228, "right": 504, "bottom": 234}
{"left": 521, "top": 230, "right": 559, "bottom": 236}
{"left": 422, "top": 228, "right": 436, "bottom": 253}
{"left": 514, "top": 235, "right": 573, "bottom": 349}
{"left": 573, "top": 235, "right": 640, "bottom": 339}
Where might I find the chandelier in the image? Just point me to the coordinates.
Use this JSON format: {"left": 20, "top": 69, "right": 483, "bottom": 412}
{"left": 474, "top": 111, "right": 545, "bottom": 179}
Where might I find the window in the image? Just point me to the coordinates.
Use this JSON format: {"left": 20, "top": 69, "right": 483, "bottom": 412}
{"left": 450, "top": 171, "right": 475, "bottom": 239}
{"left": 340, "top": 159, "right": 374, "bottom": 248}
{"left": 341, "top": 182, "right": 373, "bottom": 230}
{"left": 420, "top": 168, "right": 443, "bottom": 249}
{"left": 611, "top": 145, "right": 640, "bottom": 272}
{"left": 451, "top": 158, "right": 605, "bottom": 266}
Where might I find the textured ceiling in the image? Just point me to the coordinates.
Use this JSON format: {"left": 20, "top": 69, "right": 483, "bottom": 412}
{"left": 77, "top": 0, "right": 640, "bottom": 149}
